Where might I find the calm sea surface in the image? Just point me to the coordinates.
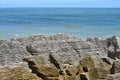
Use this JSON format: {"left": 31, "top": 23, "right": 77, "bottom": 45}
{"left": 0, "top": 8, "right": 120, "bottom": 39}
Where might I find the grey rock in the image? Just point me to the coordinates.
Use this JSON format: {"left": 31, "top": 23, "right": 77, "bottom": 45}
{"left": 26, "top": 40, "right": 80, "bottom": 67}
{"left": 111, "top": 59, "right": 120, "bottom": 74}
{"left": 0, "top": 41, "right": 30, "bottom": 67}
{"left": 107, "top": 36, "right": 120, "bottom": 59}
{"left": 87, "top": 37, "right": 108, "bottom": 58}
{"left": 0, "top": 40, "right": 6, "bottom": 45}
{"left": 0, "top": 34, "right": 120, "bottom": 80}
{"left": 0, "top": 34, "right": 81, "bottom": 68}
{"left": 108, "top": 73, "right": 120, "bottom": 80}
{"left": 11, "top": 33, "right": 80, "bottom": 46}
{"left": 101, "top": 57, "right": 114, "bottom": 65}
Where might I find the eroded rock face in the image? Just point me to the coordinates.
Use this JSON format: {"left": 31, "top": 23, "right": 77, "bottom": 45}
{"left": 0, "top": 66, "right": 41, "bottom": 80}
{"left": 0, "top": 41, "right": 30, "bottom": 67}
{"left": 0, "top": 40, "right": 6, "bottom": 45}
{"left": 107, "top": 36, "right": 120, "bottom": 59}
{"left": 87, "top": 37, "right": 108, "bottom": 57}
{"left": 24, "top": 55, "right": 59, "bottom": 80}
{"left": 79, "top": 54, "right": 111, "bottom": 80}
{"left": 11, "top": 34, "right": 81, "bottom": 46}
{"left": 0, "top": 34, "right": 120, "bottom": 80}
{"left": 111, "top": 59, "right": 120, "bottom": 74}
{"left": 108, "top": 73, "right": 120, "bottom": 80}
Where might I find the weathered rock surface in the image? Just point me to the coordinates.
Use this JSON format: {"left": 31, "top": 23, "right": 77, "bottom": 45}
{"left": 0, "top": 66, "right": 42, "bottom": 80}
{"left": 0, "top": 34, "right": 120, "bottom": 80}
{"left": 0, "top": 41, "right": 30, "bottom": 67}
{"left": 108, "top": 73, "right": 120, "bottom": 80}
{"left": 79, "top": 54, "right": 110, "bottom": 80}
{"left": 110, "top": 59, "right": 120, "bottom": 74}
{"left": 11, "top": 34, "right": 81, "bottom": 46}
{"left": 24, "top": 55, "right": 59, "bottom": 80}
{"left": 0, "top": 40, "right": 6, "bottom": 45}
{"left": 107, "top": 36, "right": 120, "bottom": 59}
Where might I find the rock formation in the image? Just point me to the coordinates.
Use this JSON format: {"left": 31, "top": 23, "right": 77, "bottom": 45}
{"left": 0, "top": 34, "right": 120, "bottom": 80}
{"left": 0, "top": 66, "right": 41, "bottom": 80}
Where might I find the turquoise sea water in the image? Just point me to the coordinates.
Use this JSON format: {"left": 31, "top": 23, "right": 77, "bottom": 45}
{"left": 0, "top": 8, "right": 120, "bottom": 39}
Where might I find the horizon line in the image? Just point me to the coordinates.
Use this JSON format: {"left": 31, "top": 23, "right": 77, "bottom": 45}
{"left": 0, "top": 7, "right": 120, "bottom": 8}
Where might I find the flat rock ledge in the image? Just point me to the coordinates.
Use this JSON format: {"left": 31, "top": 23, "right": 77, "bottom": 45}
{"left": 0, "top": 33, "right": 120, "bottom": 80}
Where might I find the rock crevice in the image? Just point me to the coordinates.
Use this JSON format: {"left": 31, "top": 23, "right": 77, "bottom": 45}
{"left": 0, "top": 34, "right": 120, "bottom": 80}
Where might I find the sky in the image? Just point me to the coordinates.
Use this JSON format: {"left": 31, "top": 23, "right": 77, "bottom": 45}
{"left": 0, "top": 0, "right": 120, "bottom": 8}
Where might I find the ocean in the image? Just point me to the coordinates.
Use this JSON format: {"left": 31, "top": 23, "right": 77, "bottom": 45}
{"left": 0, "top": 8, "right": 120, "bottom": 39}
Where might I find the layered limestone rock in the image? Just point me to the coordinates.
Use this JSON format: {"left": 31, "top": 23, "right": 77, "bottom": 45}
{"left": 24, "top": 55, "right": 59, "bottom": 80}
{"left": 79, "top": 54, "right": 111, "bottom": 80}
{"left": 108, "top": 73, "right": 120, "bottom": 80}
{"left": 0, "top": 41, "right": 30, "bottom": 67}
{"left": 24, "top": 53, "right": 80, "bottom": 80}
{"left": 107, "top": 36, "right": 120, "bottom": 59}
{"left": 0, "top": 34, "right": 120, "bottom": 80}
{"left": 87, "top": 37, "right": 108, "bottom": 57}
{"left": 0, "top": 66, "right": 41, "bottom": 80}
{"left": 11, "top": 34, "right": 81, "bottom": 46}
{"left": 110, "top": 59, "right": 120, "bottom": 74}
